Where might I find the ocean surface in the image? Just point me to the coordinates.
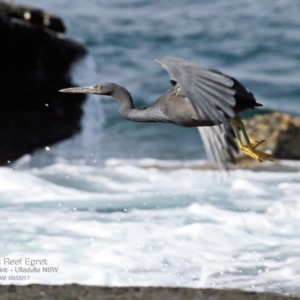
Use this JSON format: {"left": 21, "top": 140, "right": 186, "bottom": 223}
{"left": 1, "top": 0, "right": 300, "bottom": 295}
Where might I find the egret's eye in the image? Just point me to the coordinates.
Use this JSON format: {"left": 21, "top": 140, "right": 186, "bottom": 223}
{"left": 95, "top": 85, "right": 102, "bottom": 90}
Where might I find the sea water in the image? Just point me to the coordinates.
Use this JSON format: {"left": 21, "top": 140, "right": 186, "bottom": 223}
{"left": 1, "top": 0, "right": 300, "bottom": 295}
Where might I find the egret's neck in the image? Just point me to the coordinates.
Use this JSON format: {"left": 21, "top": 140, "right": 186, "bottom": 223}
{"left": 111, "top": 86, "right": 142, "bottom": 121}
{"left": 111, "top": 85, "right": 167, "bottom": 123}
{"left": 111, "top": 85, "right": 134, "bottom": 112}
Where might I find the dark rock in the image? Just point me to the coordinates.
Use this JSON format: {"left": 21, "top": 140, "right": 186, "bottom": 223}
{"left": 0, "top": 1, "right": 65, "bottom": 32}
{"left": 0, "top": 2, "right": 88, "bottom": 165}
{"left": 0, "top": 285, "right": 298, "bottom": 300}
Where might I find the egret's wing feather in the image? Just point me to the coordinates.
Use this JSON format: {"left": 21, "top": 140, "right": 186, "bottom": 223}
{"left": 155, "top": 55, "right": 236, "bottom": 121}
{"left": 198, "top": 125, "right": 237, "bottom": 170}
{"left": 156, "top": 55, "right": 238, "bottom": 169}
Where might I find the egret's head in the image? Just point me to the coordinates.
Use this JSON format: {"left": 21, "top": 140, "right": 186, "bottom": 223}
{"left": 59, "top": 82, "right": 117, "bottom": 96}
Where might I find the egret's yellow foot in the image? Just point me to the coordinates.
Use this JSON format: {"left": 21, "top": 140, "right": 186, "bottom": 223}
{"left": 229, "top": 118, "right": 274, "bottom": 162}
{"left": 237, "top": 141, "right": 273, "bottom": 162}
{"left": 250, "top": 140, "right": 265, "bottom": 149}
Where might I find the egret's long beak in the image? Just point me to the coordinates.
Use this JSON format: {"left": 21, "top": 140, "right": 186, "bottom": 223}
{"left": 59, "top": 86, "right": 100, "bottom": 94}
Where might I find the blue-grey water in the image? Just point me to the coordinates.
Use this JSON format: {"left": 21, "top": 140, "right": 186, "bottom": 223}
{"left": 24, "top": 0, "right": 300, "bottom": 162}
{"left": 1, "top": 0, "right": 300, "bottom": 295}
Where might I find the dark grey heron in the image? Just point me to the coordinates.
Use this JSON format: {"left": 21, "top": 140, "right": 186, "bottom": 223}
{"left": 60, "top": 55, "right": 273, "bottom": 169}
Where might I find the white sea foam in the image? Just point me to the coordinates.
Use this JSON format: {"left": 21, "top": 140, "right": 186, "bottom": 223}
{"left": 0, "top": 160, "right": 299, "bottom": 294}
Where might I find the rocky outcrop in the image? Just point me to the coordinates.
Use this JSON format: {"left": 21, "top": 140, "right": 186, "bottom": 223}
{"left": 0, "top": 285, "right": 298, "bottom": 300}
{"left": 238, "top": 112, "right": 300, "bottom": 162}
{"left": 0, "top": 1, "right": 65, "bottom": 32}
{"left": 0, "top": 1, "right": 87, "bottom": 165}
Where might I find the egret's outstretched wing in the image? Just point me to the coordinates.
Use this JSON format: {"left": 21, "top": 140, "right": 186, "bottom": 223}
{"left": 155, "top": 55, "right": 236, "bottom": 122}
{"left": 156, "top": 55, "right": 238, "bottom": 168}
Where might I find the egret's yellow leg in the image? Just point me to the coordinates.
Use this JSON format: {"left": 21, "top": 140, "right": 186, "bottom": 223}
{"left": 229, "top": 118, "right": 274, "bottom": 162}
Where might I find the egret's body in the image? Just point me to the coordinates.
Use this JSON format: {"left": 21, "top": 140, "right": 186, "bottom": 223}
{"left": 116, "top": 84, "right": 207, "bottom": 126}
{"left": 60, "top": 55, "right": 273, "bottom": 169}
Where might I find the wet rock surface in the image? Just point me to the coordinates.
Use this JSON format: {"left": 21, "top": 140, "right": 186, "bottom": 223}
{"left": 238, "top": 112, "right": 300, "bottom": 164}
{"left": 0, "top": 285, "right": 298, "bottom": 300}
{"left": 0, "top": 1, "right": 65, "bottom": 32}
